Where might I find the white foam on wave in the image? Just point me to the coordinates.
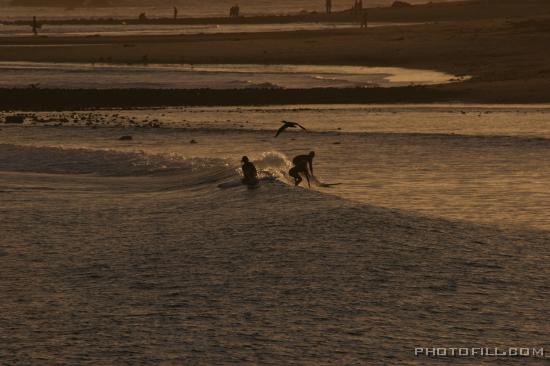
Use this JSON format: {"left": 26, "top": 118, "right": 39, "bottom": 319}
{"left": 252, "top": 151, "right": 293, "bottom": 182}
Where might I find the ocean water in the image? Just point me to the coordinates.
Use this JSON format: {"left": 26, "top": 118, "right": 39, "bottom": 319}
{"left": 1, "top": 104, "right": 549, "bottom": 364}
{"left": 0, "top": 62, "right": 463, "bottom": 89}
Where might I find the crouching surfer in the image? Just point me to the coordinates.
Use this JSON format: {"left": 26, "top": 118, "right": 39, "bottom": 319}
{"left": 241, "top": 156, "right": 259, "bottom": 187}
{"left": 289, "top": 151, "right": 314, "bottom": 187}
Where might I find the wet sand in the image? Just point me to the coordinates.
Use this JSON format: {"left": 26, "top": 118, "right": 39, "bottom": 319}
{"left": 1, "top": 18, "right": 550, "bottom": 106}
{"left": 0, "top": 88, "right": 460, "bottom": 110}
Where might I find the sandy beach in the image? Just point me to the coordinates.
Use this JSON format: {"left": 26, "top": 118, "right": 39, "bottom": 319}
{"left": 1, "top": 14, "right": 550, "bottom": 106}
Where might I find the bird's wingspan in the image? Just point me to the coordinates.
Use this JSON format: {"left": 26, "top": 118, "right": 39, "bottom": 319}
{"left": 296, "top": 123, "right": 307, "bottom": 131}
{"left": 275, "top": 125, "right": 287, "bottom": 137}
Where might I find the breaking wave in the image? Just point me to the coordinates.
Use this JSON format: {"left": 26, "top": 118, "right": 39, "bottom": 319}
{"left": 0, "top": 144, "right": 295, "bottom": 189}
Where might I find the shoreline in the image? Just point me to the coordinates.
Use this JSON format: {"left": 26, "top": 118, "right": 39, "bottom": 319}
{"left": 1, "top": 84, "right": 549, "bottom": 111}
{"left": 1, "top": 13, "right": 365, "bottom": 26}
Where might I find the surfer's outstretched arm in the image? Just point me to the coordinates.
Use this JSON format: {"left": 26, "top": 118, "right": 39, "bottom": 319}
{"left": 304, "top": 170, "right": 311, "bottom": 188}
{"left": 306, "top": 152, "right": 315, "bottom": 176}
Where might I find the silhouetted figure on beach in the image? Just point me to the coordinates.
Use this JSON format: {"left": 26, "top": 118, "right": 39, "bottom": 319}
{"left": 326, "top": 0, "right": 332, "bottom": 15}
{"left": 138, "top": 12, "right": 147, "bottom": 21}
{"left": 173, "top": 6, "right": 178, "bottom": 19}
{"left": 229, "top": 5, "right": 240, "bottom": 17}
{"left": 352, "top": 0, "right": 363, "bottom": 14}
{"left": 289, "top": 151, "right": 315, "bottom": 187}
{"left": 275, "top": 120, "right": 307, "bottom": 137}
{"left": 31, "top": 16, "right": 39, "bottom": 36}
{"left": 241, "top": 156, "right": 258, "bottom": 185}
{"left": 361, "top": 9, "right": 368, "bottom": 28}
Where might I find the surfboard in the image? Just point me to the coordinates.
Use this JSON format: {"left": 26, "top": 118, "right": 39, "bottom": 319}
{"left": 245, "top": 178, "right": 260, "bottom": 189}
{"left": 311, "top": 176, "right": 342, "bottom": 188}
{"left": 217, "top": 178, "right": 260, "bottom": 189}
{"left": 217, "top": 180, "right": 242, "bottom": 189}
{"left": 317, "top": 182, "right": 342, "bottom": 188}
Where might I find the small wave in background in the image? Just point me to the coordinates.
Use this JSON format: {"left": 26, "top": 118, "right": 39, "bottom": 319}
{"left": 0, "top": 62, "right": 463, "bottom": 89}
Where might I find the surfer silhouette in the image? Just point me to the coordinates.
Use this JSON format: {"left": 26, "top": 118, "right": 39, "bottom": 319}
{"left": 289, "top": 151, "right": 315, "bottom": 187}
{"left": 241, "top": 156, "right": 258, "bottom": 185}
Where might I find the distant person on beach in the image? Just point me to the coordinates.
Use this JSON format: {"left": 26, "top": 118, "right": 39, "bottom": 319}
{"left": 31, "top": 16, "right": 39, "bottom": 36}
{"left": 241, "top": 156, "right": 258, "bottom": 185}
{"left": 289, "top": 151, "right": 315, "bottom": 187}
{"left": 326, "top": 0, "right": 332, "bottom": 14}
{"left": 352, "top": 0, "right": 363, "bottom": 14}
{"left": 230, "top": 5, "right": 240, "bottom": 17}
{"left": 173, "top": 6, "right": 178, "bottom": 19}
{"left": 361, "top": 9, "right": 368, "bottom": 29}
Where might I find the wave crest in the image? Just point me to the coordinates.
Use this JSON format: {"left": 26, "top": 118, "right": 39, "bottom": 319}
{"left": 0, "top": 144, "right": 231, "bottom": 177}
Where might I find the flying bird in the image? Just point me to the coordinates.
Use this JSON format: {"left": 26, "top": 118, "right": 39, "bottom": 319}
{"left": 275, "top": 120, "right": 307, "bottom": 137}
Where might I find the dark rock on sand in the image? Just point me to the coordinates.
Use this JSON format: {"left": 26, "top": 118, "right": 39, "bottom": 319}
{"left": 5, "top": 115, "right": 25, "bottom": 124}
